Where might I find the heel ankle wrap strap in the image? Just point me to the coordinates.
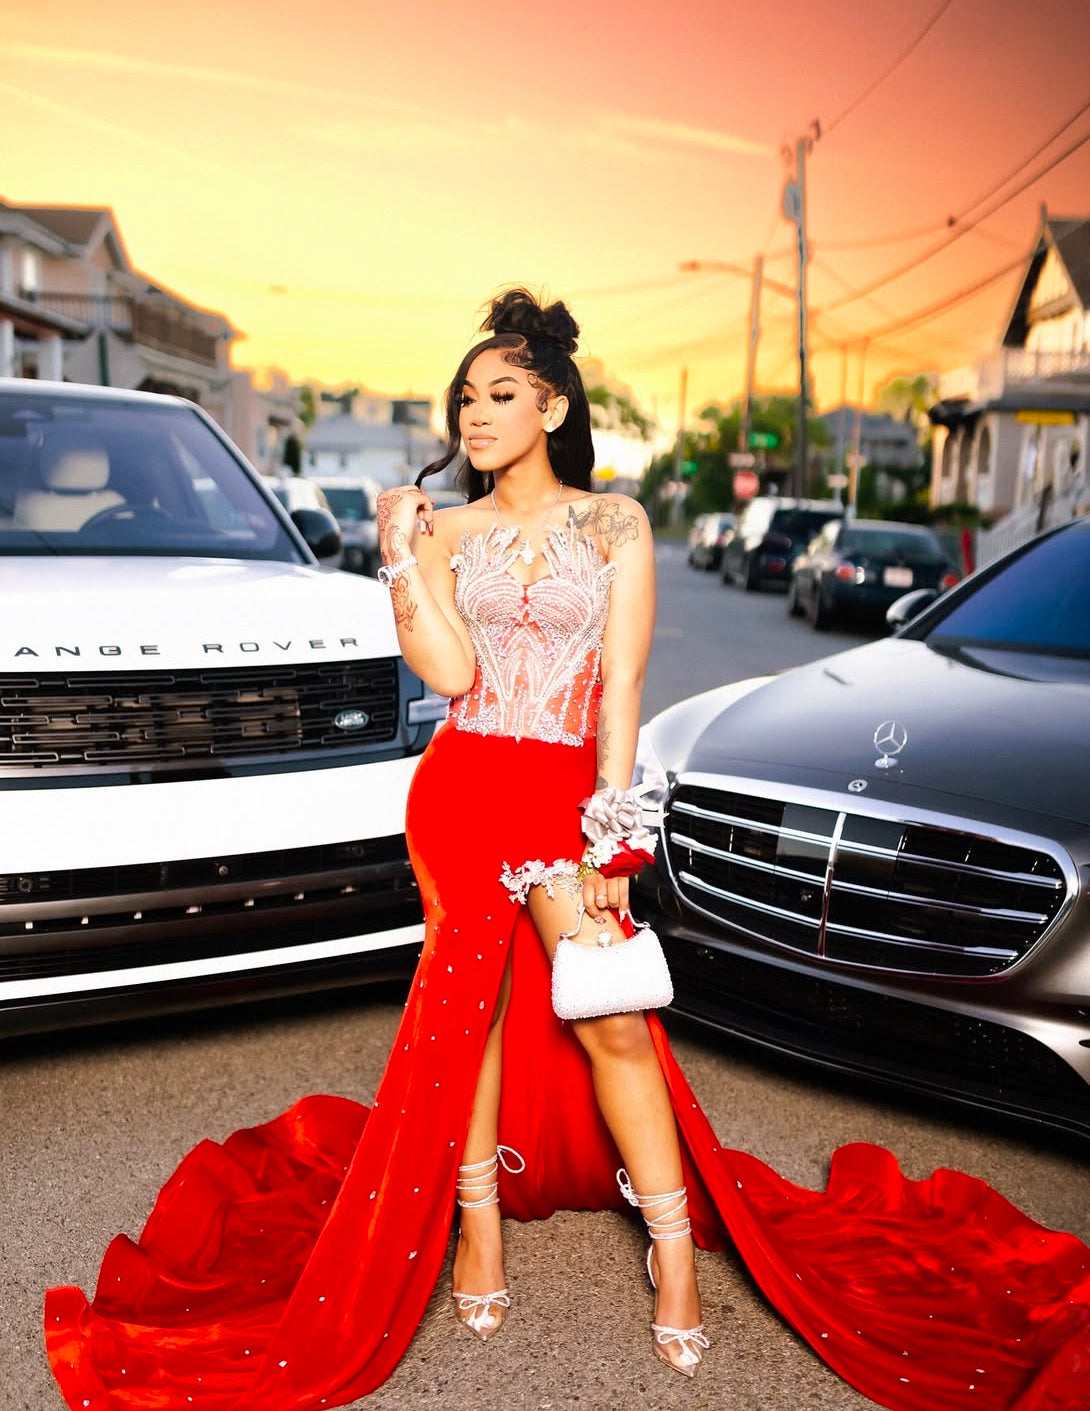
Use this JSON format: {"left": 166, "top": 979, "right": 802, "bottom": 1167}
{"left": 456, "top": 1145, "right": 525, "bottom": 1209}
{"left": 617, "top": 1168, "right": 691, "bottom": 1240}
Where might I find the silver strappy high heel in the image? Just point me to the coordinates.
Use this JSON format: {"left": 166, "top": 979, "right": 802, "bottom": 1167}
{"left": 617, "top": 1168, "right": 709, "bottom": 1377}
{"left": 452, "top": 1145, "right": 525, "bottom": 1342}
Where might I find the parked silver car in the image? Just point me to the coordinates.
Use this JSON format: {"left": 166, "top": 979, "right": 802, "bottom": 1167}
{"left": 687, "top": 512, "right": 736, "bottom": 572}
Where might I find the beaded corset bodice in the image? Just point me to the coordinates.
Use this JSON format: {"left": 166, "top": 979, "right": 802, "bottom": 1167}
{"left": 447, "top": 519, "right": 617, "bottom": 747}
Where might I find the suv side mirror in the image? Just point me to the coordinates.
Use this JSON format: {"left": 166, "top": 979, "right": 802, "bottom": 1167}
{"left": 291, "top": 507, "right": 342, "bottom": 560}
{"left": 886, "top": 588, "right": 938, "bottom": 631}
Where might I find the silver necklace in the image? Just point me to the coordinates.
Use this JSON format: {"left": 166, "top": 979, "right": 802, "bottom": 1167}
{"left": 490, "top": 480, "right": 564, "bottom": 565}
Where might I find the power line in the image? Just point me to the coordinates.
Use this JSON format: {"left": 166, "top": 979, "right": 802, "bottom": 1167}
{"left": 951, "top": 94, "right": 1090, "bottom": 227}
{"left": 815, "top": 115, "right": 1090, "bottom": 316}
{"left": 567, "top": 274, "right": 707, "bottom": 300}
{"left": 810, "top": 91, "right": 1090, "bottom": 258}
{"left": 821, "top": 252, "right": 1024, "bottom": 349}
{"left": 808, "top": 223, "right": 948, "bottom": 253}
{"left": 591, "top": 274, "right": 738, "bottom": 347}
{"left": 811, "top": 255, "right": 900, "bottom": 323}
{"left": 822, "top": 0, "right": 958, "bottom": 137}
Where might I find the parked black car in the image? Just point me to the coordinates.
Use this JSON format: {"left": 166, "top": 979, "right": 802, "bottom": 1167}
{"left": 720, "top": 497, "right": 842, "bottom": 590}
{"left": 789, "top": 518, "right": 960, "bottom": 630}
{"left": 688, "top": 512, "right": 736, "bottom": 571}
{"left": 634, "top": 516, "right": 1090, "bottom": 1140}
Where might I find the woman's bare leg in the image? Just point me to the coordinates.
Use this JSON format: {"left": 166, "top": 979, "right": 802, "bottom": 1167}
{"left": 453, "top": 955, "right": 512, "bottom": 1297}
{"left": 526, "top": 889, "right": 702, "bottom": 1335}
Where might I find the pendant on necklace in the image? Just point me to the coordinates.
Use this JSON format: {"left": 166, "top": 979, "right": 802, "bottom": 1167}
{"left": 519, "top": 541, "right": 535, "bottom": 565}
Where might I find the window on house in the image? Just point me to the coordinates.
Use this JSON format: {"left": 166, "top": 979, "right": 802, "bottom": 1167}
{"left": 976, "top": 427, "right": 992, "bottom": 480}
{"left": 19, "top": 250, "right": 40, "bottom": 302}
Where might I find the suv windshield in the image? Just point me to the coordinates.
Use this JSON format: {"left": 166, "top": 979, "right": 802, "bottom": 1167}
{"left": 322, "top": 486, "right": 373, "bottom": 522}
{"left": 927, "top": 524, "right": 1090, "bottom": 657}
{"left": 0, "top": 392, "right": 302, "bottom": 561}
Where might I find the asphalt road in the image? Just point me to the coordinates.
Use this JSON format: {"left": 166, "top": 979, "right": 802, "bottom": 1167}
{"left": 8, "top": 544, "right": 1090, "bottom": 1411}
{"left": 642, "top": 541, "right": 864, "bottom": 721}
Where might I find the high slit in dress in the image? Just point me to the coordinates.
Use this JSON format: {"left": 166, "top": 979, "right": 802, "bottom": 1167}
{"left": 45, "top": 521, "right": 1090, "bottom": 1411}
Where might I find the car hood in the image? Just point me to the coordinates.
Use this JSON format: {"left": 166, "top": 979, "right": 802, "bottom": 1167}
{"left": 683, "top": 638, "right": 1090, "bottom": 828}
{"left": 1, "top": 556, "right": 399, "bottom": 670}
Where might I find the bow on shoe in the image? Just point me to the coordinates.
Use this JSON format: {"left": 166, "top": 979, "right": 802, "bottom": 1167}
{"left": 653, "top": 1324, "right": 711, "bottom": 1369}
{"left": 455, "top": 1290, "right": 511, "bottom": 1336}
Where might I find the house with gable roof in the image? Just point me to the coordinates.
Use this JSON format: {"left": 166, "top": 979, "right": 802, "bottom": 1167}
{"left": 0, "top": 200, "right": 298, "bottom": 465}
{"left": 928, "top": 208, "right": 1090, "bottom": 562}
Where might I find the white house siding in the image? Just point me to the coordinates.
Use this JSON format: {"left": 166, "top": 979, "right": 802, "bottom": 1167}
{"left": 308, "top": 445, "right": 419, "bottom": 486}
{"left": 1011, "top": 414, "right": 1088, "bottom": 512}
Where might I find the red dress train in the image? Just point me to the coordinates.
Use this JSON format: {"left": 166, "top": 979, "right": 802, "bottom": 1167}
{"left": 45, "top": 725, "right": 1090, "bottom": 1411}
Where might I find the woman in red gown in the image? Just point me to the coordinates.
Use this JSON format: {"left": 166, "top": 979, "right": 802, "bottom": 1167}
{"left": 45, "top": 291, "right": 1090, "bottom": 1411}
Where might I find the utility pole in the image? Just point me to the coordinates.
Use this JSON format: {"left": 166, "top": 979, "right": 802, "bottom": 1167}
{"left": 782, "top": 134, "right": 813, "bottom": 501}
{"left": 739, "top": 254, "right": 764, "bottom": 454}
{"left": 671, "top": 366, "right": 688, "bottom": 526}
{"left": 834, "top": 344, "right": 849, "bottom": 507}
{"left": 847, "top": 338, "right": 869, "bottom": 517}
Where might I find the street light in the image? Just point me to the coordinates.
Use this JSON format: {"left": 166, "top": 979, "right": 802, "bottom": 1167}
{"left": 679, "top": 260, "right": 796, "bottom": 302}
{"left": 680, "top": 259, "right": 794, "bottom": 465}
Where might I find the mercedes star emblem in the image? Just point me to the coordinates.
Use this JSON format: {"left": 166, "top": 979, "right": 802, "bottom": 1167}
{"left": 873, "top": 719, "right": 908, "bottom": 770}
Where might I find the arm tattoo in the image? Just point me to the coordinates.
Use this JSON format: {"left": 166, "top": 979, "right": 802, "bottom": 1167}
{"left": 572, "top": 498, "right": 640, "bottom": 548}
{"left": 377, "top": 490, "right": 414, "bottom": 562}
{"left": 595, "top": 713, "right": 611, "bottom": 789}
{"left": 390, "top": 576, "right": 418, "bottom": 632}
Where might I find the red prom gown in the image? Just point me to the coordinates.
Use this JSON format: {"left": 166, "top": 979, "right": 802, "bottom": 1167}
{"left": 46, "top": 522, "right": 1090, "bottom": 1411}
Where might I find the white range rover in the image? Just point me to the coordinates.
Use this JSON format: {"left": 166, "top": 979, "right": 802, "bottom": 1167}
{"left": 1, "top": 380, "right": 441, "bottom": 1036}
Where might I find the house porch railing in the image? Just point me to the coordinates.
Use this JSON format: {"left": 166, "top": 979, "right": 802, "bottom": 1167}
{"left": 976, "top": 347, "right": 1090, "bottom": 399}
{"left": 32, "top": 294, "right": 221, "bottom": 367}
{"left": 976, "top": 481, "right": 1088, "bottom": 567}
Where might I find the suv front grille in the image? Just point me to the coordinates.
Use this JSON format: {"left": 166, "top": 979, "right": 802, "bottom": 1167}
{"left": 665, "top": 783, "right": 1069, "bottom": 977}
{"left": 0, "top": 661, "right": 400, "bottom": 772}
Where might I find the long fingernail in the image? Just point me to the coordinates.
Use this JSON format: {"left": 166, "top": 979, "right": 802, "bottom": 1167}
{"left": 594, "top": 915, "right": 607, "bottom": 925}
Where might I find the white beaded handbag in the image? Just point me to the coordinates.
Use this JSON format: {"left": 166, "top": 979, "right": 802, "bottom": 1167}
{"left": 551, "top": 918, "right": 674, "bottom": 1021}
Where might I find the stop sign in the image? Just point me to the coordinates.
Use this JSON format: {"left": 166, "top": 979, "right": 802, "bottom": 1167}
{"left": 733, "top": 469, "right": 760, "bottom": 500}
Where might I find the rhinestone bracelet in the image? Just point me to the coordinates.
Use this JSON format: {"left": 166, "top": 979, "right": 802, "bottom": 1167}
{"left": 376, "top": 555, "right": 418, "bottom": 588}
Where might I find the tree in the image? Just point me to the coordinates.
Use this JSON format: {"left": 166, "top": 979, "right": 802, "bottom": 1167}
{"left": 682, "top": 396, "right": 830, "bottom": 515}
{"left": 581, "top": 359, "right": 654, "bottom": 441}
{"left": 298, "top": 384, "right": 318, "bottom": 429}
{"left": 870, "top": 372, "right": 938, "bottom": 511}
{"left": 875, "top": 372, "right": 937, "bottom": 436}
{"left": 283, "top": 433, "right": 303, "bottom": 475}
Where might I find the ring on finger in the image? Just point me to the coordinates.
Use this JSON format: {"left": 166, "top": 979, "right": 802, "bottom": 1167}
{"left": 595, "top": 893, "right": 607, "bottom": 905}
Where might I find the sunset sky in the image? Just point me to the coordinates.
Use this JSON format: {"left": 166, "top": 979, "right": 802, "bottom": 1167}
{"left": 3, "top": 0, "right": 1090, "bottom": 431}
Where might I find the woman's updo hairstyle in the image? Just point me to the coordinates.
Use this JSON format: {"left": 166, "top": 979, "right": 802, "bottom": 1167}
{"left": 417, "top": 287, "right": 594, "bottom": 501}
{"left": 484, "top": 287, "right": 579, "bottom": 356}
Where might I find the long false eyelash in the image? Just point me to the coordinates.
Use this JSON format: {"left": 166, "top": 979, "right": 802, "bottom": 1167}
{"left": 457, "top": 391, "right": 516, "bottom": 408}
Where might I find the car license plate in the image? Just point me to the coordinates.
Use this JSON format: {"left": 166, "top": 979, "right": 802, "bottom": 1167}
{"left": 883, "top": 566, "right": 913, "bottom": 588}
